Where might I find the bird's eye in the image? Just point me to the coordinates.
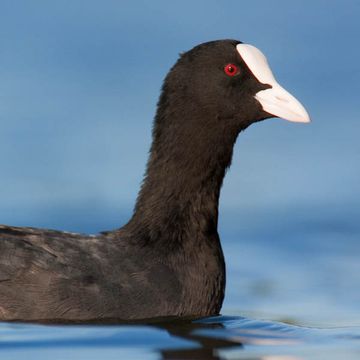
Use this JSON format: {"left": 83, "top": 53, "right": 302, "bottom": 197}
{"left": 224, "top": 64, "right": 239, "bottom": 77}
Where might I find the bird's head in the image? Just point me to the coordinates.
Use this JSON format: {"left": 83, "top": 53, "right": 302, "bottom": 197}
{"left": 162, "top": 40, "right": 310, "bottom": 131}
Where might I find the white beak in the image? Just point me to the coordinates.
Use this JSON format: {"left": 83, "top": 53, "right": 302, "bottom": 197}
{"left": 236, "top": 44, "right": 310, "bottom": 123}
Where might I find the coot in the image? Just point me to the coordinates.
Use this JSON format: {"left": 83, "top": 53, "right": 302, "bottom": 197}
{"left": 0, "top": 40, "right": 309, "bottom": 322}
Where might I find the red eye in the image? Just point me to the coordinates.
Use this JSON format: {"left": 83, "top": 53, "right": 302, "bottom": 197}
{"left": 224, "top": 64, "right": 239, "bottom": 76}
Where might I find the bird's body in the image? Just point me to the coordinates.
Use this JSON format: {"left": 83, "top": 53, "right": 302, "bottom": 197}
{"left": 0, "top": 224, "right": 223, "bottom": 321}
{"left": 0, "top": 40, "right": 309, "bottom": 322}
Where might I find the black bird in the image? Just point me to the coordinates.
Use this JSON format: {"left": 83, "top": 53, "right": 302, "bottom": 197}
{"left": 0, "top": 40, "right": 309, "bottom": 322}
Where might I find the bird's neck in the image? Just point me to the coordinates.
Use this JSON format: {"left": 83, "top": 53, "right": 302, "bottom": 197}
{"left": 126, "top": 101, "right": 244, "bottom": 246}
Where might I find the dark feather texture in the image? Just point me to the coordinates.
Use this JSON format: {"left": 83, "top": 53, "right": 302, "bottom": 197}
{"left": 0, "top": 40, "right": 272, "bottom": 322}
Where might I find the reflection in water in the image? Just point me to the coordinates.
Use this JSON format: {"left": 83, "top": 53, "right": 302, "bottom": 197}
{"left": 156, "top": 319, "right": 243, "bottom": 359}
{"left": 0, "top": 316, "right": 360, "bottom": 359}
{"left": 156, "top": 316, "right": 304, "bottom": 359}
{"left": 0, "top": 316, "right": 297, "bottom": 360}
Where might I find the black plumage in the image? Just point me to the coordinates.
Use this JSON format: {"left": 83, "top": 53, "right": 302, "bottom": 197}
{"left": 0, "top": 40, "right": 306, "bottom": 322}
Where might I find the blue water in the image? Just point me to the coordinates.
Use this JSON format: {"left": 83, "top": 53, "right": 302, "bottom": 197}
{"left": 1, "top": 316, "right": 360, "bottom": 359}
{"left": 1, "top": 204, "right": 359, "bottom": 359}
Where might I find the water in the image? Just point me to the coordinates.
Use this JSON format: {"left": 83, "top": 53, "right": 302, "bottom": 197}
{"left": 1, "top": 316, "right": 360, "bottom": 359}
{"left": 1, "top": 204, "right": 359, "bottom": 359}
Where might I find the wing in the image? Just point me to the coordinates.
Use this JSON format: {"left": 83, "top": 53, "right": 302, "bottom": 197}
{"left": 0, "top": 225, "right": 182, "bottom": 322}
{"left": 0, "top": 225, "right": 105, "bottom": 320}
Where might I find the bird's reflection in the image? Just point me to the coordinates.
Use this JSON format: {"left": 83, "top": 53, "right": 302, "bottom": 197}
{"left": 153, "top": 319, "right": 244, "bottom": 359}
{"left": 151, "top": 315, "right": 303, "bottom": 360}
{"left": 6, "top": 315, "right": 304, "bottom": 360}
{"left": 29, "top": 316, "right": 246, "bottom": 359}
